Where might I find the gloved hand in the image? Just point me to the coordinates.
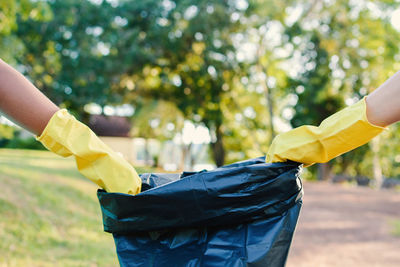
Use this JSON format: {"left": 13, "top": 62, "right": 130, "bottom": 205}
{"left": 266, "top": 97, "right": 385, "bottom": 166}
{"left": 37, "top": 109, "right": 142, "bottom": 194}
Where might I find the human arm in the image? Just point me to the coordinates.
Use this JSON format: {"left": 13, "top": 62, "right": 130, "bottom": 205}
{"left": 0, "top": 58, "right": 59, "bottom": 135}
{"left": 0, "top": 59, "right": 141, "bottom": 194}
{"left": 267, "top": 71, "right": 400, "bottom": 166}
{"left": 366, "top": 71, "right": 400, "bottom": 127}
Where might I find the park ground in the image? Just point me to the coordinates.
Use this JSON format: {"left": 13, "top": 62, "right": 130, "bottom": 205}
{"left": 0, "top": 149, "right": 399, "bottom": 266}
{"left": 287, "top": 182, "right": 400, "bottom": 267}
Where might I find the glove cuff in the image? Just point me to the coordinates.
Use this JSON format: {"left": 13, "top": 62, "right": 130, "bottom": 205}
{"left": 267, "top": 97, "right": 386, "bottom": 166}
{"left": 36, "top": 109, "right": 75, "bottom": 157}
{"left": 37, "top": 109, "right": 142, "bottom": 194}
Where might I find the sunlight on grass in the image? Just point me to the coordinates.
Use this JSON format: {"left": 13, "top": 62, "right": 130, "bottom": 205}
{"left": 392, "top": 220, "right": 400, "bottom": 237}
{"left": 0, "top": 148, "right": 153, "bottom": 267}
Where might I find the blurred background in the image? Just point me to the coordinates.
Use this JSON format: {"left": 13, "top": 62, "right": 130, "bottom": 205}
{"left": 0, "top": 0, "right": 399, "bottom": 266}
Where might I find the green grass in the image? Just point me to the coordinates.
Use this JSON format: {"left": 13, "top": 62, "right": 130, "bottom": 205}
{"left": 0, "top": 149, "right": 153, "bottom": 267}
{"left": 392, "top": 220, "right": 400, "bottom": 237}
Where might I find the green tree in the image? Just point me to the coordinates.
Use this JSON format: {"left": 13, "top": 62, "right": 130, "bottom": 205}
{"left": 14, "top": 0, "right": 128, "bottom": 119}
{"left": 114, "top": 0, "right": 247, "bottom": 166}
{"left": 0, "top": 0, "right": 52, "bottom": 64}
{"left": 130, "top": 100, "right": 184, "bottom": 165}
{"left": 283, "top": 0, "right": 400, "bottom": 181}
{"left": 4, "top": 0, "right": 400, "bottom": 173}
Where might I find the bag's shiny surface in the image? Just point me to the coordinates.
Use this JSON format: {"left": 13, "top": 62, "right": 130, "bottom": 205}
{"left": 98, "top": 157, "right": 303, "bottom": 267}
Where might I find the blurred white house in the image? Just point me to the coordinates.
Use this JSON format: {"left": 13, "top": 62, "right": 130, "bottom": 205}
{"left": 88, "top": 114, "right": 214, "bottom": 171}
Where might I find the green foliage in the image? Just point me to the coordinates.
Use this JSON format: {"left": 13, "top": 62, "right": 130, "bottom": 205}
{"left": 0, "top": 124, "right": 16, "bottom": 148}
{"left": 0, "top": 122, "right": 45, "bottom": 150}
{"left": 14, "top": 0, "right": 118, "bottom": 114}
{"left": 0, "top": 124, "right": 15, "bottom": 140}
{"left": 113, "top": 0, "right": 248, "bottom": 165}
{"left": 4, "top": 137, "right": 47, "bottom": 150}
{"left": 0, "top": 0, "right": 53, "bottom": 64}
{"left": 281, "top": 0, "right": 400, "bottom": 179}
{"left": 378, "top": 124, "right": 400, "bottom": 178}
{"left": 131, "top": 100, "right": 184, "bottom": 140}
{"left": 2, "top": 0, "right": 400, "bottom": 174}
{"left": 288, "top": 31, "right": 344, "bottom": 127}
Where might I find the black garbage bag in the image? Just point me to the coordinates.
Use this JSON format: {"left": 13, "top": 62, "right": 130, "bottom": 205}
{"left": 97, "top": 157, "right": 303, "bottom": 267}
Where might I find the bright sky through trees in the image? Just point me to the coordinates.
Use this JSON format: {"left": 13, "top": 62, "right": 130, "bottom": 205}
{"left": 391, "top": 8, "right": 400, "bottom": 31}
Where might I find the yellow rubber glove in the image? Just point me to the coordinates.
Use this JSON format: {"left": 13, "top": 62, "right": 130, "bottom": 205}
{"left": 37, "top": 109, "right": 141, "bottom": 194}
{"left": 266, "top": 97, "right": 386, "bottom": 166}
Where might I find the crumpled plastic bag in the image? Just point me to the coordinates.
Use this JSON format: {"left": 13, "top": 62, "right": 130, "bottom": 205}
{"left": 97, "top": 157, "right": 303, "bottom": 267}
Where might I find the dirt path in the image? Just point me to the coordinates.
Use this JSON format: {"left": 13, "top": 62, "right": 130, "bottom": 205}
{"left": 286, "top": 182, "right": 400, "bottom": 267}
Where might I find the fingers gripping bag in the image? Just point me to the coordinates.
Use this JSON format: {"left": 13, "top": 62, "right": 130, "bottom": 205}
{"left": 97, "top": 157, "right": 303, "bottom": 267}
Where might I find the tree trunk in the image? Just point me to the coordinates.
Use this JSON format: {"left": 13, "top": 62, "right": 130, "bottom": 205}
{"left": 256, "top": 40, "right": 276, "bottom": 140}
{"left": 186, "top": 143, "right": 193, "bottom": 171}
{"left": 264, "top": 86, "right": 276, "bottom": 139}
{"left": 371, "top": 137, "right": 383, "bottom": 189}
{"left": 189, "top": 143, "right": 197, "bottom": 171}
{"left": 180, "top": 144, "right": 186, "bottom": 171}
{"left": 156, "top": 143, "right": 164, "bottom": 169}
{"left": 144, "top": 139, "right": 151, "bottom": 166}
{"left": 211, "top": 124, "right": 225, "bottom": 167}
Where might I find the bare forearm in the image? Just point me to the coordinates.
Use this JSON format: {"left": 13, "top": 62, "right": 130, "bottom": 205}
{"left": 366, "top": 71, "right": 400, "bottom": 127}
{"left": 0, "top": 59, "right": 59, "bottom": 135}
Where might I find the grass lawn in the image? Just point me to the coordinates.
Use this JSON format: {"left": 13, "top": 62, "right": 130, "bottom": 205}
{"left": 0, "top": 148, "right": 153, "bottom": 267}
{"left": 393, "top": 220, "right": 400, "bottom": 237}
